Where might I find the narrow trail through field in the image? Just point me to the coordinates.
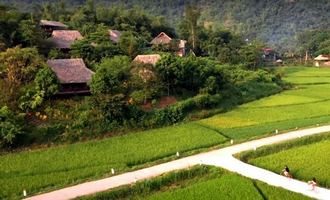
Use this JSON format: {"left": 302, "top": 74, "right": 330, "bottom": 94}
{"left": 25, "top": 125, "right": 330, "bottom": 200}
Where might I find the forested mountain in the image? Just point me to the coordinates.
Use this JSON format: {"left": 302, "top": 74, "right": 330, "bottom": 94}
{"left": 1, "top": 0, "right": 330, "bottom": 52}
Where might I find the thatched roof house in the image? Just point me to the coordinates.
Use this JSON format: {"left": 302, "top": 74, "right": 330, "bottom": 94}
{"left": 51, "top": 30, "right": 83, "bottom": 50}
{"left": 150, "top": 32, "right": 172, "bottom": 45}
{"left": 133, "top": 54, "right": 161, "bottom": 66}
{"left": 108, "top": 30, "right": 122, "bottom": 43}
{"left": 150, "top": 32, "right": 187, "bottom": 57}
{"left": 314, "top": 55, "right": 330, "bottom": 67}
{"left": 47, "top": 58, "right": 94, "bottom": 95}
{"left": 40, "top": 20, "right": 67, "bottom": 29}
{"left": 314, "top": 55, "right": 329, "bottom": 61}
{"left": 132, "top": 54, "right": 162, "bottom": 82}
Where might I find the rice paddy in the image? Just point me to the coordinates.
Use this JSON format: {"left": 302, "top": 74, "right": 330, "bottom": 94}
{"left": 249, "top": 139, "right": 330, "bottom": 188}
{"left": 2, "top": 66, "right": 330, "bottom": 199}
{"left": 79, "top": 166, "right": 311, "bottom": 200}
{"left": 0, "top": 124, "right": 226, "bottom": 199}
{"left": 198, "top": 67, "right": 330, "bottom": 141}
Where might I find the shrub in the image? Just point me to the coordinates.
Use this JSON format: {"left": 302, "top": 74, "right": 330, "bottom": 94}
{"left": 33, "top": 123, "right": 65, "bottom": 143}
{"left": 131, "top": 90, "right": 147, "bottom": 104}
{"left": 0, "top": 106, "right": 25, "bottom": 147}
{"left": 143, "top": 94, "right": 222, "bottom": 128}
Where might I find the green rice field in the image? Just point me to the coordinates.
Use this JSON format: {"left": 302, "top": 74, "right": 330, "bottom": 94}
{"left": 198, "top": 67, "right": 330, "bottom": 141}
{"left": 80, "top": 167, "right": 311, "bottom": 200}
{"left": 0, "top": 124, "right": 226, "bottom": 199}
{"left": 249, "top": 139, "right": 330, "bottom": 188}
{"left": 146, "top": 174, "right": 310, "bottom": 200}
{"left": 2, "top": 66, "right": 330, "bottom": 199}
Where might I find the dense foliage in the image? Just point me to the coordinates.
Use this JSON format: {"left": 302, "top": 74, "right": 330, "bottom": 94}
{"left": 2, "top": 67, "right": 329, "bottom": 198}
{"left": 0, "top": 106, "right": 25, "bottom": 148}
{"left": 297, "top": 30, "right": 330, "bottom": 58}
{"left": 0, "top": 0, "right": 286, "bottom": 149}
{"left": 1, "top": 0, "right": 330, "bottom": 54}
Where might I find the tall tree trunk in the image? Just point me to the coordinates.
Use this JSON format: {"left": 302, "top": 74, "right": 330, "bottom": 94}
{"left": 192, "top": 27, "right": 196, "bottom": 50}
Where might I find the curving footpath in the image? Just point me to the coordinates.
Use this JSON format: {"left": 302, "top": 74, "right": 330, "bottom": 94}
{"left": 25, "top": 125, "right": 330, "bottom": 200}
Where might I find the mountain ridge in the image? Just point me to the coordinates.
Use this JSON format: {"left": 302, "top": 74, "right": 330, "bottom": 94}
{"left": 1, "top": 0, "right": 330, "bottom": 51}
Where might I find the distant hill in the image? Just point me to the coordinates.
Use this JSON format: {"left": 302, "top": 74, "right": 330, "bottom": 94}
{"left": 1, "top": 0, "right": 330, "bottom": 51}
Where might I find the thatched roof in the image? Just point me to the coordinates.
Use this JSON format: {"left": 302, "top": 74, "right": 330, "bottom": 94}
{"left": 314, "top": 55, "right": 329, "bottom": 61}
{"left": 108, "top": 30, "right": 122, "bottom": 43}
{"left": 150, "top": 32, "right": 172, "bottom": 45}
{"left": 133, "top": 54, "right": 161, "bottom": 66}
{"left": 47, "top": 58, "right": 94, "bottom": 84}
{"left": 40, "top": 20, "right": 68, "bottom": 28}
{"left": 51, "top": 30, "right": 83, "bottom": 49}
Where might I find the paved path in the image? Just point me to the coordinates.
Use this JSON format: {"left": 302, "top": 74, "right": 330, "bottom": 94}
{"left": 25, "top": 125, "right": 330, "bottom": 200}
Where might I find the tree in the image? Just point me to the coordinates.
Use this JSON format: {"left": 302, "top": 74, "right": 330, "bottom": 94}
{"left": 317, "top": 39, "right": 330, "bottom": 55}
{"left": 0, "top": 46, "right": 47, "bottom": 110}
{"left": 70, "top": 25, "right": 121, "bottom": 64}
{"left": 0, "top": 106, "right": 25, "bottom": 148}
{"left": 0, "top": 5, "right": 23, "bottom": 48}
{"left": 0, "top": 46, "right": 46, "bottom": 85}
{"left": 130, "top": 62, "right": 162, "bottom": 104}
{"left": 200, "top": 76, "right": 221, "bottom": 95}
{"left": 297, "top": 30, "right": 330, "bottom": 61}
{"left": 156, "top": 55, "right": 221, "bottom": 94}
{"left": 34, "top": 67, "right": 59, "bottom": 97}
{"left": 19, "top": 19, "right": 48, "bottom": 48}
{"left": 118, "top": 31, "right": 144, "bottom": 58}
{"left": 41, "top": 2, "right": 56, "bottom": 20}
{"left": 93, "top": 94, "right": 128, "bottom": 125}
{"left": 180, "top": 5, "right": 201, "bottom": 52}
{"left": 239, "top": 41, "right": 264, "bottom": 70}
{"left": 155, "top": 54, "right": 179, "bottom": 95}
{"left": 202, "top": 29, "right": 244, "bottom": 63}
{"left": 89, "top": 56, "right": 131, "bottom": 95}
{"left": 19, "top": 67, "right": 59, "bottom": 112}
{"left": 90, "top": 56, "right": 143, "bottom": 126}
{"left": 69, "top": 0, "right": 96, "bottom": 29}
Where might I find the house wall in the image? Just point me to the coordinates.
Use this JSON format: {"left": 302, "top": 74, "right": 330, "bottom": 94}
{"left": 58, "top": 83, "right": 91, "bottom": 95}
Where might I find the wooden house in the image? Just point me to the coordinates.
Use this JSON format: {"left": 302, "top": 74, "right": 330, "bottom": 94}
{"left": 40, "top": 20, "right": 68, "bottom": 34}
{"left": 150, "top": 32, "right": 187, "bottom": 57}
{"left": 133, "top": 54, "right": 161, "bottom": 66}
{"left": 132, "top": 54, "right": 161, "bottom": 81}
{"left": 50, "top": 30, "right": 83, "bottom": 51}
{"left": 108, "top": 30, "right": 122, "bottom": 43}
{"left": 47, "top": 58, "right": 94, "bottom": 95}
{"left": 150, "top": 32, "right": 173, "bottom": 46}
{"left": 314, "top": 55, "right": 330, "bottom": 67}
{"left": 262, "top": 48, "right": 278, "bottom": 62}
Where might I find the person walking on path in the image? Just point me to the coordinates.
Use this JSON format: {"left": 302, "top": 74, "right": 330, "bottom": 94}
{"left": 308, "top": 177, "right": 317, "bottom": 191}
{"left": 281, "top": 165, "right": 293, "bottom": 178}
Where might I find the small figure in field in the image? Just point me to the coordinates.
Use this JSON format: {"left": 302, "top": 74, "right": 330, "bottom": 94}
{"left": 281, "top": 165, "right": 293, "bottom": 178}
{"left": 308, "top": 177, "right": 317, "bottom": 191}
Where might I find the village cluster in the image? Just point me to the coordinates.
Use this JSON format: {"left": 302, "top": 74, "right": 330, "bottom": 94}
{"left": 40, "top": 19, "right": 187, "bottom": 95}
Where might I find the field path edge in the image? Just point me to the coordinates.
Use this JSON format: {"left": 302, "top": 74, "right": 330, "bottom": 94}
{"left": 24, "top": 125, "right": 330, "bottom": 200}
